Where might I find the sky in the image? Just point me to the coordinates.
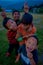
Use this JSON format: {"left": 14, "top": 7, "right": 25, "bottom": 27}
{"left": 0, "top": 0, "right": 43, "bottom": 4}
{"left": 0, "top": 0, "right": 25, "bottom": 7}
{"left": 0, "top": 0, "right": 43, "bottom": 9}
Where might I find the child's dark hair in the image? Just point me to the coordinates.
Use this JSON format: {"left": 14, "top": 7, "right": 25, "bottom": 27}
{"left": 21, "top": 13, "right": 33, "bottom": 25}
{"left": 3, "top": 18, "right": 10, "bottom": 29}
{"left": 12, "top": 10, "right": 20, "bottom": 15}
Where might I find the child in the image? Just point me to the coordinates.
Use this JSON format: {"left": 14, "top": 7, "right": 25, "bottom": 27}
{"left": 15, "top": 12, "right": 38, "bottom": 65}
{"left": 25, "top": 35, "right": 38, "bottom": 65}
{"left": 15, "top": 13, "right": 36, "bottom": 45}
{"left": 15, "top": 35, "right": 38, "bottom": 65}
{"left": 3, "top": 18, "right": 19, "bottom": 57}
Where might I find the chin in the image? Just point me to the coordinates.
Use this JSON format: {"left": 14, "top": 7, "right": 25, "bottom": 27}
{"left": 29, "top": 49, "right": 34, "bottom": 52}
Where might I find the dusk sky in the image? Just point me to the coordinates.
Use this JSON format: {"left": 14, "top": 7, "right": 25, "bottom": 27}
{"left": 0, "top": 0, "right": 43, "bottom": 9}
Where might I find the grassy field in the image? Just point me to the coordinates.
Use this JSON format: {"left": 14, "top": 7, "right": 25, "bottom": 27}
{"left": 0, "top": 12, "right": 43, "bottom": 65}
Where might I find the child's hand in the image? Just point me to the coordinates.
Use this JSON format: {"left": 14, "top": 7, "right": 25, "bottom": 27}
{"left": 23, "top": 35, "right": 29, "bottom": 38}
{"left": 15, "top": 58, "right": 19, "bottom": 63}
{"left": 27, "top": 52, "right": 33, "bottom": 59}
{"left": 28, "top": 52, "right": 36, "bottom": 65}
{"left": 15, "top": 54, "right": 20, "bottom": 63}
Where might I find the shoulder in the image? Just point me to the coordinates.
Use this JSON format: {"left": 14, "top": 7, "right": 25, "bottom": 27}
{"left": 32, "top": 49, "right": 38, "bottom": 64}
{"left": 32, "top": 49, "right": 38, "bottom": 54}
{"left": 28, "top": 13, "right": 33, "bottom": 19}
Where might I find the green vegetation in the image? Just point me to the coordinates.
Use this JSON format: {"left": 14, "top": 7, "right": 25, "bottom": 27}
{"left": 0, "top": 6, "right": 2, "bottom": 12}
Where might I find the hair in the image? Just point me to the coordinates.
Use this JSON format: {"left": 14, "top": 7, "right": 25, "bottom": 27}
{"left": 21, "top": 13, "right": 33, "bottom": 25}
{"left": 12, "top": 10, "right": 20, "bottom": 15}
{"left": 3, "top": 18, "right": 10, "bottom": 29}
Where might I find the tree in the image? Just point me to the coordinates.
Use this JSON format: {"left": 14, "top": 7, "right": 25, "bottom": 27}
{"left": 39, "top": 7, "right": 43, "bottom": 13}
{"left": 0, "top": 6, "right": 2, "bottom": 12}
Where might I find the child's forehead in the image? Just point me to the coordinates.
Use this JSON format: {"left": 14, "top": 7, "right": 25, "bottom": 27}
{"left": 7, "top": 19, "right": 14, "bottom": 23}
{"left": 8, "top": 19, "right": 14, "bottom": 22}
{"left": 27, "top": 37, "right": 37, "bottom": 41}
{"left": 14, "top": 12, "right": 19, "bottom": 14}
{"left": 26, "top": 37, "right": 37, "bottom": 44}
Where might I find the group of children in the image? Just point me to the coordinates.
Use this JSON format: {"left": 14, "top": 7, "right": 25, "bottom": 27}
{"left": 15, "top": 13, "right": 38, "bottom": 65}
{"left": 1, "top": 4, "right": 38, "bottom": 65}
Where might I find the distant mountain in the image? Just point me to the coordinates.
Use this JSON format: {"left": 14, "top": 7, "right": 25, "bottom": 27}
{"left": 0, "top": 0, "right": 43, "bottom": 10}
{"left": 7, "top": 1, "right": 43, "bottom": 10}
{"left": 6, "top": 2, "right": 25, "bottom": 10}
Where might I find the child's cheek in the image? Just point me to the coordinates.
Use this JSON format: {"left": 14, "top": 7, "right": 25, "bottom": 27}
{"left": 30, "top": 46, "right": 36, "bottom": 52}
{"left": 9, "top": 26, "right": 13, "bottom": 29}
{"left": 6, "top": 24, "right": 10, "bottom": 29}
{"left": 10, "top": 24, "right": 17, "bottom": 30}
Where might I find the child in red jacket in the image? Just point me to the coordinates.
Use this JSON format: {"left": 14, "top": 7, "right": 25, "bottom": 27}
{"left": 3, "top": 18, "right": 19, "bottom": 57}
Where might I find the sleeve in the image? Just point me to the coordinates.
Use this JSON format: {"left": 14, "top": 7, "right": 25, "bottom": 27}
{"left": 18, "top": 46, "right": 22, "bottom": 53}
{"left": 20, "top": 53, "right": 30, "bottom": 65}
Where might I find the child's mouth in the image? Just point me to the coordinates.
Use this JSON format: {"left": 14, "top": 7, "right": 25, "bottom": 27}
{"left": 27, "top": 47, "right": 32, "bottom": 51}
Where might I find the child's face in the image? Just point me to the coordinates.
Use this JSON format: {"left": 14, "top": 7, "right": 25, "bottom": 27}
{"left": 13, "top": 12, "right": 20, "bottom": 21}
{"left": 24, "top": 5, "right": 29, "bottom": 13}
{"left": 1, "top": 11, "right": 6, "bottom": 18}
{"left": 25, "top": 37, "right": 37, "bottom": 52}
{"left": 6, "top": 19, "right": 17, "bottom": 30}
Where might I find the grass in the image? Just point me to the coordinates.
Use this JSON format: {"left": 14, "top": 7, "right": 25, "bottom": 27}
{"left": 0, "top": 12, "right": 43, "bottom": 65}
{"left": 0, "top": 30, "right": 21, "bottom": 65}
